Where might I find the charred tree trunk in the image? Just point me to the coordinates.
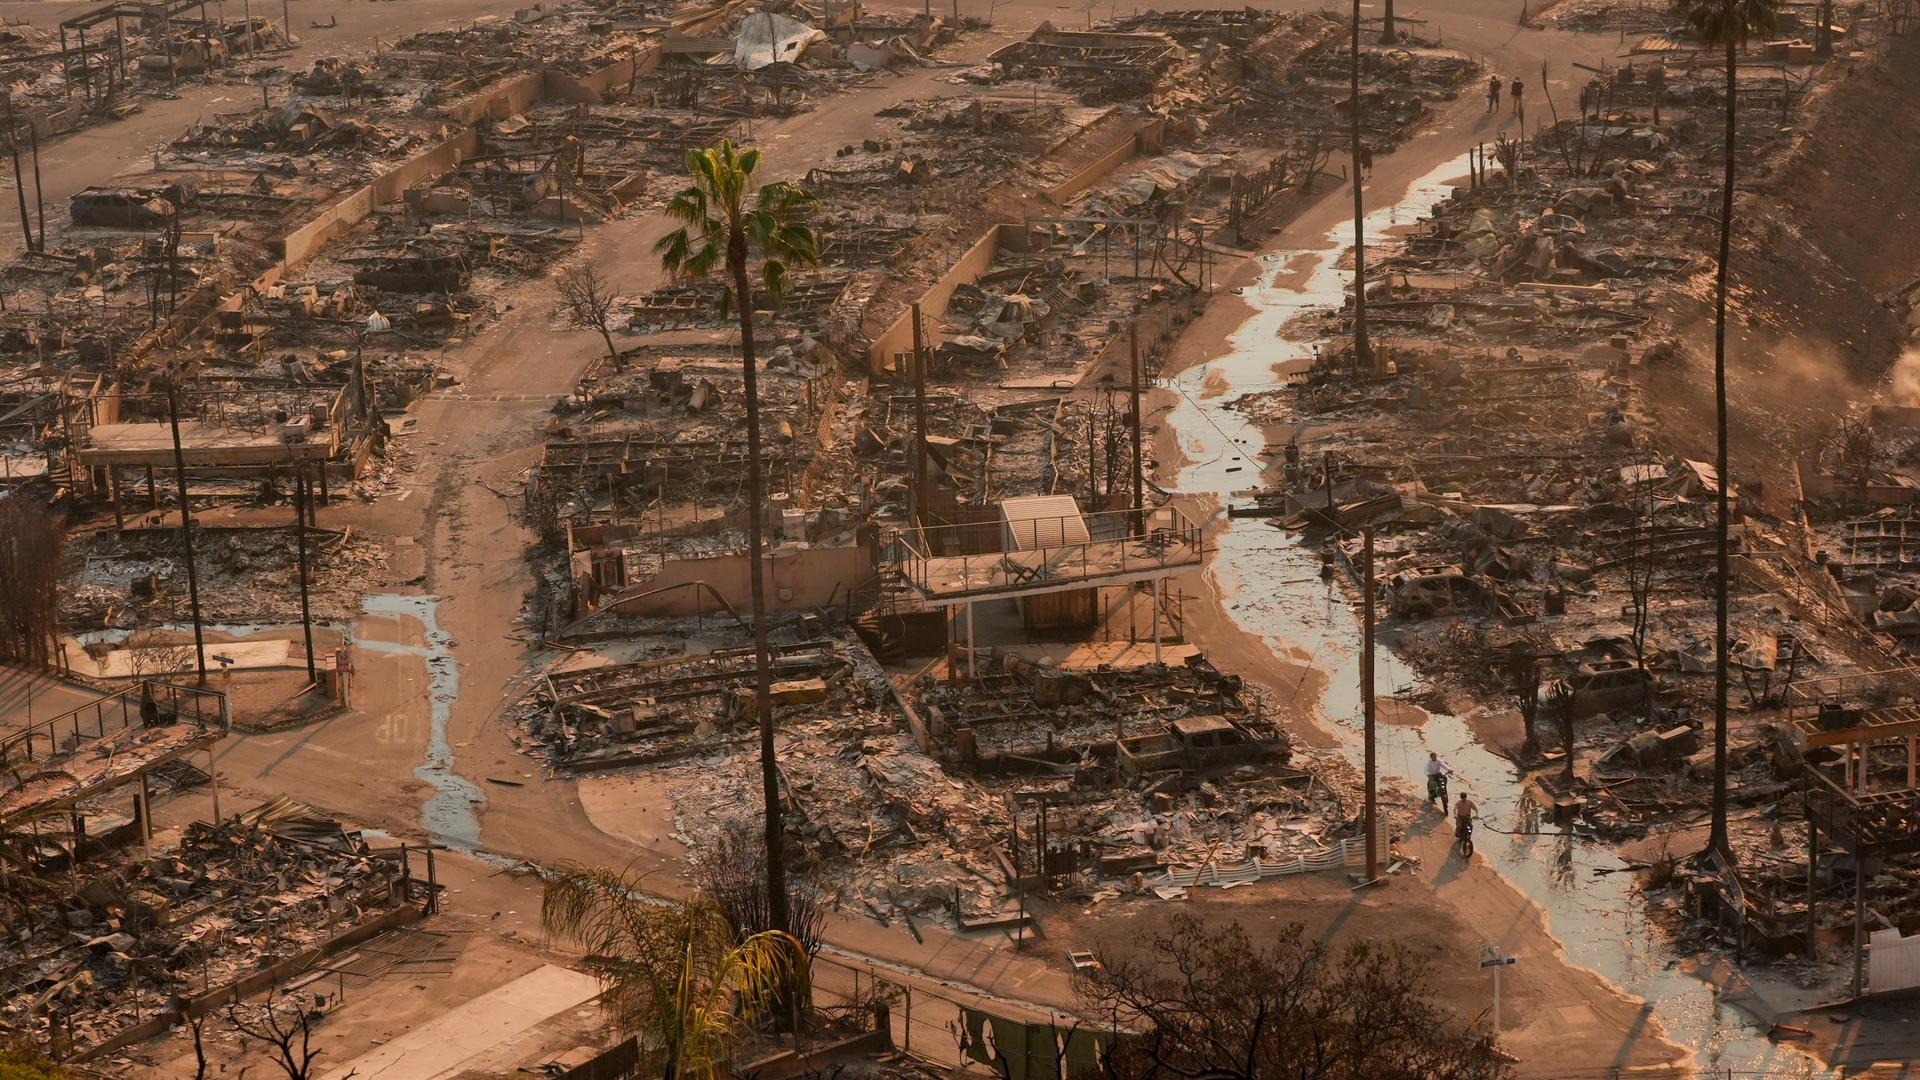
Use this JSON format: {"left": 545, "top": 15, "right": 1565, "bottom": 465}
{"left": 730, "top": 229, "right": 790, "bottom": 937}
{"left": 1709, "top": 32, "right": 1736, "bottom": 862}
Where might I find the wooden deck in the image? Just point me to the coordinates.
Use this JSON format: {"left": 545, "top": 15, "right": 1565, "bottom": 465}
{"left": 908, "top": 529, "right": 1202, "bottom": 604}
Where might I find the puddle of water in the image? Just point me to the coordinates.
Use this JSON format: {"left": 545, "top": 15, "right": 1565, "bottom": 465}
{"left": 1164, "top": 154, "right": 1819, "bottom": 1075}
{"left": 359, "top": 593, "right": 485, "bottom": 852}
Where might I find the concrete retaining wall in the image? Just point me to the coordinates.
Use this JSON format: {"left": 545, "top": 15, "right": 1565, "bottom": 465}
{"left": 863, "top": 116, "right": 1167, "bottom": 377}
{"left": 274, "top": 127, "right": 482, "bottom": 263}
{"left": 1044, "top": 115, "right": 1167, "bottom": 204}
{"left": 864, "top": 223, "right": 1019, "bottom": 376}
{"left": 545, "top": 42, "right": 663, "bottom": 102}
{"left": 445, "top": 70, "right": 548, "bottom": 125}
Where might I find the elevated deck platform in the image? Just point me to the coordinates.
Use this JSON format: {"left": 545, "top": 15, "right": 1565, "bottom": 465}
{"left": 0, "top": 681, "right": 229, "bottom": 825}
{"left": 896, "top": 504, "right": 1203, "bottom": 607}
{"left": 79, "top": 421, "right": 332, "bottom": 468}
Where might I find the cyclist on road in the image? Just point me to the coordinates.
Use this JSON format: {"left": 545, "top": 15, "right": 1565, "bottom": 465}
{"left": 1425, "top": 752, "right": 1453, "bottom": 808}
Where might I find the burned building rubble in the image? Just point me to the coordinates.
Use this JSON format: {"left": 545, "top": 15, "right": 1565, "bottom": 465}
{"left": 1, "top": 0, "right": 985, "bottom": 647}
{"left": 0, "top": 682, "right": 426, "bottom": 1060}
{"left": 483, "top": 7, "right": 1480, "bottom": 943}
{"left": 1198, "top": 3, "right": 1920, "bottom": 995}
{"left": 507, "top": 612, "right": 1356, "bottom": 929}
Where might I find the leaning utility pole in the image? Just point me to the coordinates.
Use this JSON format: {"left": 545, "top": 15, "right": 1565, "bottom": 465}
{"left": 4, "top": 96, "right": 32, "bottom": 253}
{"left": 27, "top": 118, "right": 44, "bottom": 252}
{"left": 1363, "top": 525, "right": 1378, "bottom": 881}
{"left": 293, "top": 464, "right": 317, "bottom": 683}
{"left": 1349, "top": 0, "right": 1372, "bottom": 376}
{"left": 1129, "top": 322, "right": 1143, "bottom": 533}
{"left": 165, "top": 374, "right": 209, "bottom": 684}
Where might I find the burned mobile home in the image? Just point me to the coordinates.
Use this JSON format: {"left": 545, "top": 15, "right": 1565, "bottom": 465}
{"left": 0, "top": 681, "right": 435, "bottom": 1060}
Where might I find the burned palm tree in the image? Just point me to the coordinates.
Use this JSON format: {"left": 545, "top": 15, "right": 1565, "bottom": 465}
{"left": 1669, "top": 0, "right": 1777, "bottom": 863}
{"left": 654, "top": 141, "right": 818, "bottom": 935}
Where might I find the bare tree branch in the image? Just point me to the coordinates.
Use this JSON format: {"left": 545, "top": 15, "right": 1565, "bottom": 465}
{"left": 556, "top": 265, "right": 625, "bottom": 372}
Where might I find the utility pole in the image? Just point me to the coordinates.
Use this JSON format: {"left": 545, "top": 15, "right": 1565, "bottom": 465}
{"left": 1129, "top": 323, "right": 1143, "bottom": 533}
{"left": 165, "top": 375, "right": 209, "bottom": 684}
{"left": 4, "top": 96, "right": 32, "bottom": 253}
{"left": 1381, "top": 0, "right": 1396, "bottom": 42}
{"left": 27, "top": 118, "right": 44, "bottom": 252}
{"left": 1349, "top": 0, "right": 1371, "bottom": 376}
{"left": 166, "top": 212, "right": 181, "bottom": 316}
{"left": 1363, "top": 525, "right": 1378, "bottom": 881}
{"left": 909, "top": 302, "right": 929, "bottom": 533}
{"left": 293, "top": 463, "right": 317, "bottom": 683}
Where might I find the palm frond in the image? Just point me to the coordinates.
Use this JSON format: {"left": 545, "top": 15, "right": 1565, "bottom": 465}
{"left": 541, "top": 867, "right": 808, "bottom": 1080}
{"left": 653, "top": 140, "right": 820, "bottom": 321}
{"left": 1670, "top": 0, "right": 1778, "bottom": 43}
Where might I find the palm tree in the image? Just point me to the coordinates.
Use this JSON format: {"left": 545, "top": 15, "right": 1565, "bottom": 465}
{"left": 541, "top": 863, "right": 808, "bottom": 1080}
{"left": 1671, "top": 0, "right": 1775, "bottom": 862}
{"left": 654, "top": 141, "right": 818, "bottom": 935}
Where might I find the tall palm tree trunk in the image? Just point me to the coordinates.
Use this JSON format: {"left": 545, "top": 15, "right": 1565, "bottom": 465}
{"left": 730, "top": 231, "right": 790, "bottom": 935}
{"left": 1708, "top": 34, "right": 1735, "bottom": 861}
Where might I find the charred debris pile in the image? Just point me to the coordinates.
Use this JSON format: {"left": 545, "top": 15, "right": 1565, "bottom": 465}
{"left": 1220, "top": 9, "right": 1920, "bottom": 972}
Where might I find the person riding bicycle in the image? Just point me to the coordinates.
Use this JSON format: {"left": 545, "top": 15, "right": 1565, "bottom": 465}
{"left": 1454, "top": 792, "right": 1477, "bottom": 842}
{"left": 1424, "top": 752, "right": 1452, "bottom": 808}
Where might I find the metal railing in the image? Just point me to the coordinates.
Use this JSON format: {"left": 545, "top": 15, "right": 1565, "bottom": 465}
{"left": 1784, "top": 666, "right": 1920, "bottom": 726}
{"left": 0, "top": 680, "right": 228, "bottom": 767}
{"left": 892, "top": 505, "right": 1203, "bottom": 599}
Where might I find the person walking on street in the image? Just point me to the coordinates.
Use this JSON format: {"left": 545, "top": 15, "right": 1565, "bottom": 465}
{"left": 1487, "top": 74, "right": 1502, "bottom": 113}
{"left": 1511, "top": 77, "right": 1525, "bottom": 123}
